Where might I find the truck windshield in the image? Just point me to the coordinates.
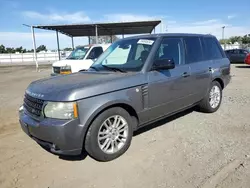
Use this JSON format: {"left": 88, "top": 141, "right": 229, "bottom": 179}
{"left": 91, "top": 38, "right": 156, "bottom": 72}
{"left": 66, "top": 47, "right": 89, "bottom": 60}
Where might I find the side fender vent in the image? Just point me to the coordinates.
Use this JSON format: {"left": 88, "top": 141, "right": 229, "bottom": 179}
{"left": 141, "top": 85, "right": 148, "bottom": 109}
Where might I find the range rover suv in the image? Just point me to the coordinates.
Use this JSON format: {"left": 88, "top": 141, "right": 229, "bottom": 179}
{"left": 19, "top": 34, "right": 231, "bottom": 161}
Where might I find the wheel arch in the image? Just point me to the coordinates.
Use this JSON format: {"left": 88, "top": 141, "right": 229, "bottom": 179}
{"left": 213, "top": 77, "right": 224, "bottom": 89}
{"left": 89, "top": 102, "right": 139, "bottom": 129}
{"left": 81, "top": 100, "right": 139, "bottom": 149}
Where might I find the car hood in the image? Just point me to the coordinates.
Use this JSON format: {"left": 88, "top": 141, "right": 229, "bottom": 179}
{"left": 52, "top": 59, "right": 94, "bottom": 72}
{"left": 26, "top": 71, "right": 146, "bottom": 101}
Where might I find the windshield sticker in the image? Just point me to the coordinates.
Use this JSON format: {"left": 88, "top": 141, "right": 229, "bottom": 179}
{"left": 137, "top": 39, "right": 154, "bottom": 45}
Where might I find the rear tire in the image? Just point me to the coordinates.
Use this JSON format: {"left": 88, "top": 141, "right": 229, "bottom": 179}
{"left": 85, "top": 107, "right": 133, "bottom": 162}
{"left": 198, "top": 81, "right": 222, "bottom": 113}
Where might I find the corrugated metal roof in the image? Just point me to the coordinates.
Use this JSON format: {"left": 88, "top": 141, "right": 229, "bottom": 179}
{"left": 33, "top": 20, "right": 161, "bottom": 37}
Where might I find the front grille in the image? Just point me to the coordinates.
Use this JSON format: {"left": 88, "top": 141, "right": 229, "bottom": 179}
{"left": 53, "top": 66, "right": 61, "bottom": 74}
{"left": 23, "top": 94, "right": 44, "bottom": 118}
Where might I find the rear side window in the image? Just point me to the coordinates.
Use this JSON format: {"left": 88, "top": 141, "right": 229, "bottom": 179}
{"left": 184, "top": 37, "right": 203, "bottom": 63}
{"left": 202, "top": 37, "right": 224, "bottom": 60}
{"left": 239, "top": 49, "right": 249, "bottom": 54}
{"left": 225, "top": 50, "right": 232, "bottom": 54}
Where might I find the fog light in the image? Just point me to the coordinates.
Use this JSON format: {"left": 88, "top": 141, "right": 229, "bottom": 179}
{"left": 60, "top": 65, "right": 72, "bottom": 75}
{"left": 60, "top": 70, "right": 72, "bottom": 75}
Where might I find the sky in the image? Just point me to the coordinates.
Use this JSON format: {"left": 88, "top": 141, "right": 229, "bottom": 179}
{"left": 0, "top": 0, "right": 250, "bottom": 50}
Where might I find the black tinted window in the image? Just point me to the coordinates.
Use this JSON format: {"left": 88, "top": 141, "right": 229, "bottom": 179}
{"left": 203, "top": 37, "right": 223, "bottom": 60}
{"left": 155, "top": 38, "right": 184, "bottom": 65}
{"left": 239, "top": 49, "right": 249, "bottom": 54}
{"left": 87, "top": 47, "right": 103, "bottom": 59}
{"left": 184, "top": 37, "right": 203, "bottom": 63}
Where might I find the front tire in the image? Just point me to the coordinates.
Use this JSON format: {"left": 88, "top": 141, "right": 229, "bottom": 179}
{"left": 198, "top": 81, "right": 222, "bottom": 113}
{"left": 85, "top": 107, "right": 133, "bottom": 162}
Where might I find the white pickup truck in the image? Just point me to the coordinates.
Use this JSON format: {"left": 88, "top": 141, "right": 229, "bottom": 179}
{"left": 52, "top": 44, "right": 111, "bottom": 75}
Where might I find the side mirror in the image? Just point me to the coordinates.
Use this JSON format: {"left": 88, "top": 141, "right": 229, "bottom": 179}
{"left": 152, "top": 58, "right": 175, "bottom": 70}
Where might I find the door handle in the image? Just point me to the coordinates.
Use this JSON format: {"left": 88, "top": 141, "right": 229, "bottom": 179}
{"left": 182, "top": 72, "right": 190, "bottom": 77}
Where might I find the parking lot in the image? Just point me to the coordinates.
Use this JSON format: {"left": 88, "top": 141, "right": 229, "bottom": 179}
{"left": 0, "top": 64, "right": 250, "bottom": 188}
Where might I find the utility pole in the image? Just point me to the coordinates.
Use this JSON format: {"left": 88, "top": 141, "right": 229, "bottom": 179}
{"left": 222, "top": 26, "right": 226, "bottom": 50}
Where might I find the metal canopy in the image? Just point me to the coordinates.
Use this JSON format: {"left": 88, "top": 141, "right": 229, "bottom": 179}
{"left": 33, "top": 20, "right": 161, "bottom": 37}
{"left": 25, "top": 20, "right": 161, "bottom": 71}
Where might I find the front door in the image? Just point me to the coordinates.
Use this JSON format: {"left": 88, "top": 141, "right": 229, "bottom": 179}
{"left": 140, "top": 37, "right": 193, "bottom": 123}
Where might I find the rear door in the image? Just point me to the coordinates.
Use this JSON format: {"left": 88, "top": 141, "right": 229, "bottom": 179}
{"left": 184, "top": 36, "right": 212, "bottom": 102}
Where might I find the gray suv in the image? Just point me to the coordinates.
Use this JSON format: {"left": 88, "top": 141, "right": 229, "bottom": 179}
{"left": 19, "top": 34, "right": 231, "bottom": 161}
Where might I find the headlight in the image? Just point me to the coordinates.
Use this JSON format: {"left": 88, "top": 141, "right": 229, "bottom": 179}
{"left": 44, "top": 102, "right": 78, "bottom": 119}
{"left": 60, "top": 65, "right": 72, "bottom": 74}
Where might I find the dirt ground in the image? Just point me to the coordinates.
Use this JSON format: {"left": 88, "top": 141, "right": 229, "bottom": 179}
{"left": 0, "top": 64, "right": 250, "bottom": 188}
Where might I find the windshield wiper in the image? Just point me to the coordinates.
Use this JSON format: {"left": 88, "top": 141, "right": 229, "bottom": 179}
{"left": 101, "top": 64, "right": 126, "bottom": 73}
{"left": 66, "top": 57, "right": 76, "bottom": 60}
{"left": 89, "top": 66, "right": 99, "bottom": 71}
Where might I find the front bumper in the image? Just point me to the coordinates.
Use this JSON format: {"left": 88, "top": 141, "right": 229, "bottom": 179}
{"left": 19, "top": 110, "right": 84, "bottom": 156}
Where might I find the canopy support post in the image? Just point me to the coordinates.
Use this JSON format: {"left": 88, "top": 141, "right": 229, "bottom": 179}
{"left": 95, "top": 25, "right": 98, "bottom": 44}
{"left": 71, "top": 36, "right": 74, "bottom": 50}
{"left": 110, "top": 34, "right": 113, "bottom": 43}
{"left": 31, "top": 26, "right": 38, "bottom": 71}
{"left": 56, "top": 31, "right": 60, "bottom": 60}
{"left": 88, "top": 36, "right": 90, "bottom": 45}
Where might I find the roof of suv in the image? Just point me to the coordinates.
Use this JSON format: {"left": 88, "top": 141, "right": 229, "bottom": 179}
{"left": 124, "top": 33, "right": 215, "bottom": 40}
{"left": 76, "top": 43, "right": 111, "bottom": 48}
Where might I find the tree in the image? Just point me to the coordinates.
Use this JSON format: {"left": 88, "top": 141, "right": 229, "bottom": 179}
{"left": 228, "top": 36, "right": 242, "bottom": 44}
{"left": 219, "top": 39, "right": 230, "bottom": 44}
{"left": 63, "top": 47, "right": 73, "bottom": 51}
{"left": 241, "top": 35, "right": 250, "bottom": 44}
{"left": 0, "top": 45, "right": 5, "bottom": 53}
{"left": 36, "top": 45, "right": 47, "bottom": 52}
{"left": 5, "top": 47, "right": 15, "bottom": 53}
{"left": 15, "top": 46, "right": 26, "bottom": 53}
{"left": 0, "top": 44, "right": 35, "bottom": 53}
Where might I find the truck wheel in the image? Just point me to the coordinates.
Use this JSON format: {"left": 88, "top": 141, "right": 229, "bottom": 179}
{"left": 85, "top": 107, "right": 133, "bottom": 162}
{"left": 198, "top": 81, "right": 222, "bottom": 113}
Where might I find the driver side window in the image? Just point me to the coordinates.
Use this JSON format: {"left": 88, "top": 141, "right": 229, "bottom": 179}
{"left": 87, "top": 47, "right": 103, "bottom": 59}
{"left": 135, "top": 44, "right": 145, "bottom": 60}
{"left": 155, "top": 38, "right": 183, "bottom": 65}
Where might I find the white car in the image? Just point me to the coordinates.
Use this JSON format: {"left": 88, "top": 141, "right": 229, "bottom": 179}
{"left": 52, "top": 44, "right": 111, "bottom": 75}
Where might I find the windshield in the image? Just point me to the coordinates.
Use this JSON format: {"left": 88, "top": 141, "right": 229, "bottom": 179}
{"left": 91, "top": 38, "right": 156, "bottom": 72}
{"left": 66, "top": 47, "right": 89, "bottom": 60}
